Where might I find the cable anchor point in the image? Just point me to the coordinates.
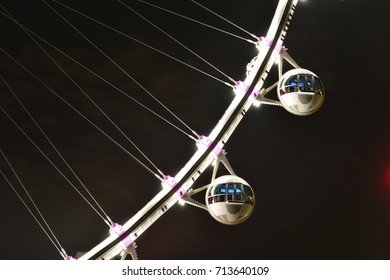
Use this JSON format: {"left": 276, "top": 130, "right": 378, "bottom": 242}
{"left": 257, "top": 36, "right": 284, "bottom": 53}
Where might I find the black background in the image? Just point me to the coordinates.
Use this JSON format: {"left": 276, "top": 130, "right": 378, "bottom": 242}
{"left": 0, "top": 0, "right": 389, "bottom": 260}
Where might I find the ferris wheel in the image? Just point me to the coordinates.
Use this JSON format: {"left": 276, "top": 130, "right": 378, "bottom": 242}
{"left": 0, "top": 0, "right": 324, "bottom": 260}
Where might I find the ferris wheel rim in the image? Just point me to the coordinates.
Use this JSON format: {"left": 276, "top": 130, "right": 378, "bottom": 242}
{"left": 78, "top": 0, "right": 298, "bottom": 260}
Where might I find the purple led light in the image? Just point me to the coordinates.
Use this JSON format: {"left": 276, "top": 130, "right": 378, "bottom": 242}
{"left": 122, "top": 235, "right": 133, "bottom": 247}
{"left": 111, "top": 224, "right": 133, "bottom": 248}
{"left": 258, "top": 36, "right": 272, "bottom": 46}
{"left": 212, "top": 145, "right": 223, "bottom": 156}
{"left": 111, "top": 223, "right": 125, "bottom": 236}
{"left": 198, "top": 135, "right": 223, "bottom": 157}
{"left": 234, "top": 81, "right": 259, "bottom": 102}
{"left": 164, "top": 175, "right": 177, "bottom": 188}
{"left": 235, "top": 80, "right": 249, "bottom": 95}
{"left": 65, "top": 256, "right": 75, "bottom": 260}
{"left": 199, "top": 135, "right": 212, "bottom": 147}
{"left": 258, "top": 36, "right": 283, "bottom": 53}
{"left": 164, "top": 175, "right": 186, "bottom": 198}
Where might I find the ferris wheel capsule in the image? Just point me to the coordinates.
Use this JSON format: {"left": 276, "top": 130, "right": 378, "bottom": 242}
{"left": 205, "top": 175, "right": 255, "bottom": 225}
{"left": 277, "top": 68, "right": 325, "bottom": 116}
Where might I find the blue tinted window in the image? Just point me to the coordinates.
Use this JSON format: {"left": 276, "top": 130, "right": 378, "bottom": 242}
{"left": 216, "top": 185, "right": 226, "bottom": 194}
{"left": 227, "top": 184, "right": 235, "bottom": 194}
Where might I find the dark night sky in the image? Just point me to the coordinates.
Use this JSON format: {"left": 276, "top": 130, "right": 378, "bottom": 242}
{"left": 0, "top": 0, "right": 389, "bottom": 260}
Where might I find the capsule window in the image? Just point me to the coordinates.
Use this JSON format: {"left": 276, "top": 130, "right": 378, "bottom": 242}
{"left": 285, "top": 75, "right": 298, "bottom": 92}
{"left": 299, "top": 75, "right": 305, "bottom": 91}
{"left": 284, "top": 74, "right": 321, "bottom": 93}
{"left": 306, "top": 75, "right": 314, "bottom": 91}
{"left": 216, "top": 185, "right": 226, "bottom": 194}
{"left": 208, "top": 181, "right": 254, "bottom": 205}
